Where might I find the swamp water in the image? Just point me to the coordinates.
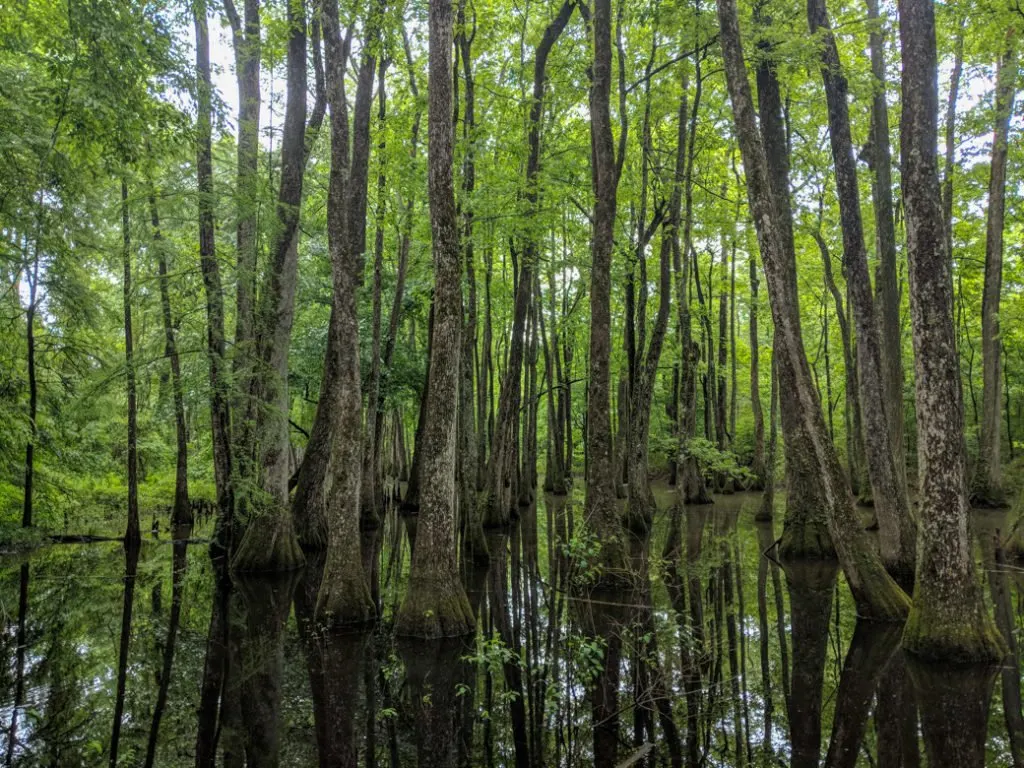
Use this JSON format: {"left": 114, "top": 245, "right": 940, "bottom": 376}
{"left": 1, "top": 490, "right": 1021, "bottom": 766}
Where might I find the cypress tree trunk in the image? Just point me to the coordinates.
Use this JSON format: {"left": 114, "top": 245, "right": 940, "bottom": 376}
{"left": 374, "top": 27, "right": 420, "bottom": 506}
{"left": 148, "top": 185, "right": 191, "bottom": 527}
{"left": 231, "top": 0, "right": 310, "bottom": 573}
{"left": 362, "top": 57, "right": 388, "bottom": 527}
{"left": 222, "top": 0, "right": 260, "bottom": 371}
{"left": 482, "top": 1, "right": 572, "bottom": 528}
{"left": 808, "top": 0, "right": 916, "bottom": 586}
{"left": 21, "top": 244, "right": 38, "bottom": 529}
{"left": 972, "top": 31, "right": 1018, "bottom": 508}
{"left": 716, "top": 0, "right": 909, "bottom": 620}
{"left": 457, "top": 6, "right": 488, "bottom": 564}
{"left": 898, "top": 0, "right": 1005, "bottom": 661}
{"left": 313, "top": 0, "right": 375, "bottom": 623}
{"left": 748, "top": 249, "right": 766, "bottom": 490}
{"left": 941, "top": 16, "right": 966, "bottom": 249}
{"left": 121, "top": 179, "right": 141, "bottom": 546}
{"left": 394, "top": 0, "right": 475, "bottom": 638}
{"left": 194, "top": 0, "right": 235, "bottom": 556}
{"left": 753, "top": 6, "right": 832, "bottom": 558}
{"left": 584, "top": 0, "right": 628, "bottom": 577}
{"left": 865, "top": 0, "right": 906, "bottom": 499}
{"left": 674, "top": 61, "right": 712, "bottom": 506}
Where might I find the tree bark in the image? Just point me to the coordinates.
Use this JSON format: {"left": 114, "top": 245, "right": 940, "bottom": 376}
{"left": 148, "top": 184, "right": 191, "bottom": 527}
{"left": 865, "top": 0, "right": 907, "bottom": 500}
{"left": 194, "top": 0, "right": 235, "bottom": 556}
{"left": 456, "top": 3, "right": 489, "bottom": 564}
{"left": 362, "top": 57, "right": 389, "bottom": 527}
{"left": 748, "top": 248, "right": 765, "bottom": 489}
{"left": 972, "top": 30, "right": 1018, "bottom": 508}
{"left": 897, "top": 0, "right": 1005, "bottom": 660}
{"left": 675, "top": 59, "right": 712, "bottom": 506}
{"left": 121, "top": 179, "right": 141, "bottom": 545}
{"left": 231, "top": 0, "right": 311, "bottom": 573}
{"left": 313, "top": 0, "right": 376, "bottom": 623}
{"left": 21, "top": 245, "right": 38, "bottom": 528}
{"left": 716, "top": 0, "right": 909, "bottom": 620}
{"left": 394, "top": 0, "right": 475, "bottom": 638}
{"left": 222, "top": 0, "right": 260, "bottom": 369}
{"left": 584, "top": 0, "right": 628, "bottom": 578}
{"left": 808, "top": 0, "right": 915, "bottom": 585}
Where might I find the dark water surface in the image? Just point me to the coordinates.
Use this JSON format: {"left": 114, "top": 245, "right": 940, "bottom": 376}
{"left": 1, "top": 490, "right": 1022, "bottom": 767}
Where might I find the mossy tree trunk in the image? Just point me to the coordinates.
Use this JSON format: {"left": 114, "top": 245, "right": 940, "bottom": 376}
{"left": 312, "top": 0, "right": 377, "bottom": 623}
{"left": 898, "top": 0, "right": 1006, "bottom": 662}
{"left": 395, "top": 0, "right": 474, "bottom": 638}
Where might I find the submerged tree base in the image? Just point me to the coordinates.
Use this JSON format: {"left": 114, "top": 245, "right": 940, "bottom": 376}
{"left": 231, "top": 511, "right": 305, "bottom": 573}
{"left": 316, "top": 572, "right": 375, "bottom": 628}
{"left": 395, "top": 574, "right": 476, "bottom": 638}
{"left": 903, "top": 601, "right": 1007, "bottom": 663}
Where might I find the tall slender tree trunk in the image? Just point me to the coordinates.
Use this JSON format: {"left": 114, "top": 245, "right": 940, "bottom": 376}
{"left": 194, "top": 0, "right": 235, "bottom": 556}
{"left": 121, "top": 179, "right": 141, "bottom": 546}
{"left": 675, "top": 60, "right": 712, "bottom": 506}
{"left": 808, "top": 0, "right": 915, "bottom": 585}
{"left": 362, "top": 57, "right": 388, "bottom": 526}
{"left": 313, "top": 0, "right": 376, "bottom": 623}
{"left": 21, "top": 246, "right": 38, "bottom": 529}
{"left": 149, "top": 186, "right": 191, "bottom": 527}
{"left": 941, "top": 16, "right": 966, "bottom": 250}
{"left": 584, "top": 0, "right": 627, "bottom": 577}
{"left": 223, "top": 0, "right": 260, "bottom": 370}
{"left": 898, "top": 0, "right": 1005, "bottom": 661}
{"left": 716, "top": 0, "right": 909, "bottom": 620}
{"left": 972, "top": 30, "right": 1018, "bottom": 508}
{"left": 232, "top": 0, "right": 312, "bottom": 573}
{"left": 753, "top": 7, "right": 832, "bottom": 556}
{"left": 394, "top": 0, "right": 475, "bottom": 638}
{"left": 866, "top": 0, "right": 906, "bottom": 498}
{"left": 748, "top": 249, "right": 766, "bottom": 489}
{"left": 457, "top": 5, "right": 488, "bottom": 563}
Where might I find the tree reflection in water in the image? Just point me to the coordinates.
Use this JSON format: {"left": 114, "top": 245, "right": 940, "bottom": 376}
{"left": 0, "top": 490, "right": 1019, "bottom": 766}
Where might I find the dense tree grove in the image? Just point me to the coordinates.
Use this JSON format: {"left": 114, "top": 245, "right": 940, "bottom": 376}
{"left": 2, "top": 0, "right": 1024, "bottom": 762}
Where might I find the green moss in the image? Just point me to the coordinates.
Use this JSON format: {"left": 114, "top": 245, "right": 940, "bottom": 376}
{"left": 903, "top": 603, "right": 1007, "bottom": 664}
{"left": 231, "top": 509, "right": 305, "bottom": 572}
{"left": 848, "top": 556, "right": 911, "bottom": 622}
{"left": 395, "top": 574, "right": 476, "bottom": 638}
{"left": 316, "top": 572, "right": 375, "bottom": 627}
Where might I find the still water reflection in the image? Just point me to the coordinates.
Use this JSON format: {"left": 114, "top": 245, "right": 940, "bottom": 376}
{"left": 1, "top": 491, "right": 1021, "bottom": 766}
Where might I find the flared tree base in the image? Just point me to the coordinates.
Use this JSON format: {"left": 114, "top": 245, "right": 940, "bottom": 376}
{"left": 395, "top": 574, "right": 476, "bottom": 639}
{"left": 846, "top": 561, "right": 911, "bottom": 623}
{"left": 232, "top": 512, "right": 305, "bottom": 573}
{"left": 294, "top": 501, "right": 329, "bottom": 553}
{"left": 316, "top": 572, "right": 375, "bottom": 628}
{"left": 903, "top": 602, "right": 1007, "bottom": 663}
